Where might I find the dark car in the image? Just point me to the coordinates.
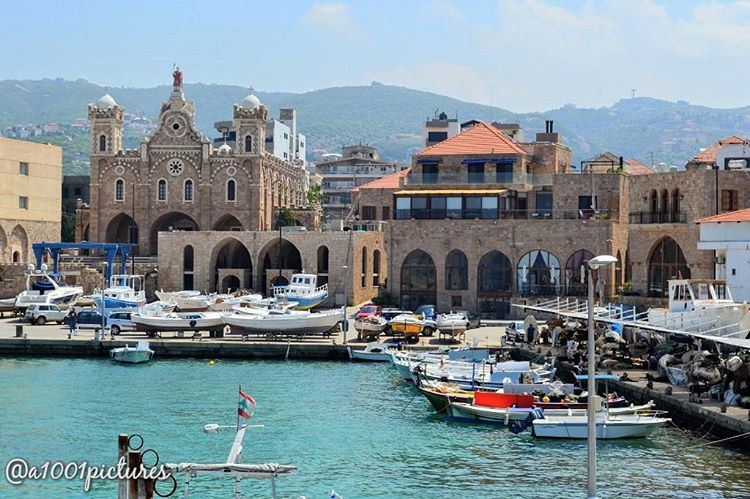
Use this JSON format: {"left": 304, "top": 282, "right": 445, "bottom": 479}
{"left": 76, "top": 310, "right": 107, "bottom": 331}
{"left": 415, "top": 305, "right": 437, "bottom": 336}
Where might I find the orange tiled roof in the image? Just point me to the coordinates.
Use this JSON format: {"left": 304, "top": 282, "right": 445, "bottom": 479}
{"left": 417, "top": 122, "right": 526, "bottom": 156}
{"left": 626, "top": 157, "right": 655, "bottom": 175}
{"left": 352, "top": 167, "right": 410, "bottom": 192}
{"left": 695, "top": 208, "right": 750, "bottom": 224}
{"left": 690, "top": 136, "right": 748, "bottom": 163}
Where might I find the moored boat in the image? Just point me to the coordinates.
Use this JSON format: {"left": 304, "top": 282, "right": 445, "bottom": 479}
{"left": 110, "top": 340, "right": 154, "bottom": 364}
{"left": 347, "top": 342, "right": 399, "bottom": 361}
{"left": 531, "top": 412, "right": 670, "bottom": 439}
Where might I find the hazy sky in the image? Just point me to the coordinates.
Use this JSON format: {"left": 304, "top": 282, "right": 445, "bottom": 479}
{"left": 3, "top": 0, "right": 748, "bottom": 112}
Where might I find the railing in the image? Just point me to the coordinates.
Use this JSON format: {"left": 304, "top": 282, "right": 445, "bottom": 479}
{"left": 403, "top": 172, "right": 554, "bottom": 186}
{"left": 394, "top": 208, "right": 618, "bottom": 221}
{"left": 629, "top": 211, "right": 687, "bottom": 224}
{"left": 517, "top": 284, "right": 562, "bottom": 297}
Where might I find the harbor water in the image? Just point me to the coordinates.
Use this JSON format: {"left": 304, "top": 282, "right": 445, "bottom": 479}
{"left": 1, "top": 357, "right": 750, "bottom": 498}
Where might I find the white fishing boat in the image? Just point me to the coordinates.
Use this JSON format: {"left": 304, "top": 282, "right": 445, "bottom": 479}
{"left": 209, "top": 293, "right": 263, "bottom": 311}
{"left": 436, "top": 312, "right": 470, "bottom": 335}
{"left": 155, "top": 289, "right": 216, "bottom": 311}
{"left": 413, "top": 360, "right": 554, "bottom": 390}
{"left": 131, "top": 311, "right": 225, "bottom": 332}
{"left": 92, "top": 274, "right": 146, "bottom": 309}
{"left": 389, "top": 348, "right": 492, "bottom": 380}
{"left": 110, "top": 340, "right": 154, "bottom": 364}
{"left": 354, "top": 315, "right": 388, "bottom": 339}
{"left": 15, "top": 264, "right": 83, "bottom": 311}
{"left": 532, "top": 411, "right": 670, "bottom": 439}
{"left": 347, "top": 342, "right": 399, "bottom": 362}
{"left": 272, "top": 273, "right": 328, "bottom": 310}
{"left": 141, "top": 300, "right": 176, "bottom": 315}
{"left": 0, "top": 297, "right": 15, "bottom": 312}
{"left": 224, "top": 307, "right": 345, "bottom": 336}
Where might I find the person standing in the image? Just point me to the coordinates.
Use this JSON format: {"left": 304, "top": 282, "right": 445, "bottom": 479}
{"left": 67, "top": 309, "right": 77, "bottom": 336}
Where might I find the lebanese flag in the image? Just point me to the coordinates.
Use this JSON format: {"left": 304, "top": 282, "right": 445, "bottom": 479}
{"left": 238, "top": 389, "right": 256, "bottom": 420}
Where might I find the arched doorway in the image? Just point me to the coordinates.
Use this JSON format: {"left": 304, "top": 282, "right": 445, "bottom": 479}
{"left": 517, "top": 249, "right": 560, "bottom": 296}
{"left": 149, "top": 212, "right": 199, "bottom": 255}
{"left": 221, "top": 275, "right": 241, "bottom": 293}
{"left": 213, "top": 214, "right": 243, "bottom": 231}
{"left": 648, "top": 237, "right": 690, "bottom": 297}
{"left": 317, "top": 246, "right": 329, "bottom": 286}
{"left": 565, "top": 249, "right": 594, "bottom": 296}
{"left": 211, "top": 237, "right": 252, "bottom": 292}
{"left": 400, "top": 249, "right": 436, "bottom": 311}
{"left": 105, "top": 213, "right": 139, "bottom": 252}
{"left": 183, "top": 245, "right": 195, "bottom": 290}
{"left": 445, "top": 249, "right": 468, "bottom": 290}
{"left": 0, "top": 225, "right": 7, "bottom": 263}
{"left": 260, "top": 239, "right": 302, "bottom": 295}
{"left": 9, "top": 225, "right": 28, "bottom": 264}
{"left": 477, "top": 250, "right": 512, "bottom": 318}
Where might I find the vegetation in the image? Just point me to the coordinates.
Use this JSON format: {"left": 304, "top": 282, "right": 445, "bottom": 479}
{"left": 372, "top": 290, "right": 399, "bottom": 307}
{"left": 275, "top": 207, "right": 300, "bottom": 229}
{"left": 306, "top": 184, "right": 325, "bottom": 205}
{"left": 61, "top": 212, "right": 76, "bottom": 242}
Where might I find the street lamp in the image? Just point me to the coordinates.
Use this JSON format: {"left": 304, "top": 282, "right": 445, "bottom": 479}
{"left": 585, "top": 254, "right": 617, "bottom": 499}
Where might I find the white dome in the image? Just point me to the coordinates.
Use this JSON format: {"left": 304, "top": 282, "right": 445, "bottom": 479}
{"left": 240, "top": 94, "right": 261, "bottom": 109}
{"left": 96, "top": 93, "right": 118, "bottom": 108}
{"left": 217, "top": 143, "right": 232, "bottom": 153}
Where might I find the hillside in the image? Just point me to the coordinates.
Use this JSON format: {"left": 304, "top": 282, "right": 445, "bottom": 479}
{"left": 2, "top": 78, "right": 750, "bottom": 174}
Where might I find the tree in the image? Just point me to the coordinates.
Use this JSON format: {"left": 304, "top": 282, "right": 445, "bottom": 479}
{"left": 61, "top": 212, "right": 76, "bottom": 242}
{"left": 275, "top": 207, "right": 300, "bottom": 229}
{"left": 306, "top": 183, "right": 325, "bottom": 205}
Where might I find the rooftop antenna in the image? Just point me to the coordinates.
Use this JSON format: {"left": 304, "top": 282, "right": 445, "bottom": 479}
{"left": 631, "top": 88, "right": 637, "bottom": 99}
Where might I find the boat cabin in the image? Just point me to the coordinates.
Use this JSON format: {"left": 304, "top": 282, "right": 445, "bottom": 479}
{"left": 668, "top": 279, "right": 734, "bottom": 313}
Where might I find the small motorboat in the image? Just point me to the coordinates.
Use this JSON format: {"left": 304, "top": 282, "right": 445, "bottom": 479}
{"left": 209, "top": 293, "right": 263, "bottom": 311}
{"left": 354, "top": 315, "right": 388, "bottom": 339}
{"left": 389, "top": 313, "right": 424, "bottom": 342}
{"left": 131, "top": 311, "right": 225, "bottom": 333}
{"left": 436, "top": 312, "right": 470, "bottom": 336}
{"left": 272, "top": 274, "right": 328, "bottom": 310}
{"left": 110, "top": 340, "right": 154, "bottom": 364}
{"left": 155, "top": 289, "right": 216, "bottom": 311}
{"left": 224, "top": 307, "right": 345, "bottom": 336}
{"left": 347, "top": 342, "right": 399, "bottom": 362}
{"left": 15, "top": 264, "right": 83, "bottom": 311}
{"left": 531, "top": 411, "right": 670, "bottom": 439}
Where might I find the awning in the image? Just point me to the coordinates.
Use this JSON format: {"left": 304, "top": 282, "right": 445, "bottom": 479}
{"left": 394, "top": 189, "right": 508, "bottom": 195}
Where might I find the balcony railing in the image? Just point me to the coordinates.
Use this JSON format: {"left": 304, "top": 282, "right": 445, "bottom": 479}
{"left": 629, "top": 211, "right": 687, "bottom": 224}
{"left": 394, "top": 209, "right": 618, "bottom": 221}
{"left": 404, "top": 172, "right": 554, "bottom": 186}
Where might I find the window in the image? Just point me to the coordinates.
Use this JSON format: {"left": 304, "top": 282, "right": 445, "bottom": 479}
{"left": 382, "top": 206, "right": 390, "bottom": 220}
{"left": 99, "top": 134, "right": 107, "bottom": 152}
{"left": 157, "top": 179, "right": 167, "bottom": 201}
{"left": 19, "top": 196, "right": 28, "bottom": 209}
{"left": 19, "top": 162, "right": 29, "bottom": 175}
{"left": 317, "top": 246, "right": 329, "bottom": 286}
{"left": 283, "top": 132, "right": 289, "bottom": 139}
{"left": 283, "top": 152, "right": 288, "bottom": 159}
{"left": 565, "top": 249, "right": 594, "bottom": 296}
{"left": 648, "top": 237, "right": 690, "bottom": 297}
{"left": 536, "top": 191, "right": 553, "bottom": 215}
{"left": 361, "top": 206, "right": 377, "bottom": 220}
{"left": 227, "top": 179, "right": 236, "bottom": 202}
{"left": 721, "top": 190, "right": 739, "bottom": 212}
{"left": 422, "top": 164, "right": 439, "bottom": 184}
{"left": 451, "top": 295, "right": 462, "bottom": 308}
{"left": 183, "top": 245, "right": 194, "bottom": 290}
{"left": 115, "top": 179, "right": 124, "bottom": 201}
{"left": 481, "top": 196, "right": 498, "bottom": 219}
{"left": 578, "top": 195, "right": 596, "bottom": 217}
{"left": 400, "top": 250, "right": 437, "bottom": 311}
{"left": 427, "top": 131, "right": 447, "bottom": 143}
{"left": 468, "top": 163, "right": 484, "bottom": 183}
{"left": 478, "top": 251, "right": 513, "bottom": 294}
{"left": 465, "top": 197, "right": 482, "bottom": 219}
{"left": 445, "top": 250, "right": 468, "bottom": 290}
{"left": 517, "top": 250, "right": 560, "bottom": 296}
{"left": 373, "top": 249, "right": 381, "bottom": 286}
{"left": 244, "top": 135, "right": 252, "bottom": 153}
{"left": 412, "top": 197, "right": 428, "bottom": 219}
{"left": 430, "top": 197, "right": 446, "bottom": 219}
{"left": 361, "top": 248, "right": 367, "bottom": 287}
{"left": 62, "top": 187, "right": 69, "bottom": 198}
{"left": 184, "top": 179, "right": 194, "bottom": 202}
{"left": 74, "top": 187, "right": 82, "bottom": 196}
{"left": 496, "top": 162, "right": 513, "bottom": 183}
{"left": 446, "top": 197, "right": 462, "bottom": 219}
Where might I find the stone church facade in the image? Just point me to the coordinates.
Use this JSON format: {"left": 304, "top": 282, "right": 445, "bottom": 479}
{"left": 84, "top": 69, "right": 307, "bottom": 256}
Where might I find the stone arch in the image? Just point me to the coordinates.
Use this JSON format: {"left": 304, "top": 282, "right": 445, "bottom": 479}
{"left": 149, "top": 212, "right": 199, "bottom": 256}
{"left": 445, "top": 249, "right": 468, "bottom": 290}
{"left": 105, "top": 213, "right": 139, "bottom": 247}
{"left": 400, "top": 249, "right": 436, "bottom": 311}
{"left": 259, "top": 238, "right": 302, "bottom": 294}
{"left": 213, "top": 214, "right": 243, "bottom": 231}
{"left": 517, "top": 249, "right": 560, "bottom": 296}
{"left": 317, "top": 245, "right": 329, "bottom": 286}
{"left": 9, "top": 225, "right": 28, "bottom": 264}
{"left": 210, "top": 237, "right": 252, "bottom": 292}
{"left": 648, "top": 237, "right": 690, "bottom": 297}
{"left": 477, "top": 250, "right": 513, "bottom": 318}
{"left": 565, "top": 249, "right": 594, "bottom": 296}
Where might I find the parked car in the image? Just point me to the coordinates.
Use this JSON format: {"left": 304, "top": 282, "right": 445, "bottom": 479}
{"left": 506, "top": 320, "right": 526, "bottom": 342}
{"left": 24, "top": 304, "right": 67, "bottom": 325}
{"left": 107, "top": 311, "right": 135, "bottom": 335}
{"left": 355, "top": 304, "right": 382, "bottom": 320}
{"left": 76, "top": 310, "right": 107, "bottom": 331}
{"left": 415, "top": 304, "right": 437, "bottom": 336}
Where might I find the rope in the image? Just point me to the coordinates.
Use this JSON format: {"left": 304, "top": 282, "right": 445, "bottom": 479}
{"left": 682, "top": 431, "right": 750, "bottom": 450}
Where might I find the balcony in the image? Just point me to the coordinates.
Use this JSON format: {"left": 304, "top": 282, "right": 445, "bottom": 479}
{"left": 629, "top": 211, "right": 687, "bottom": 224}
{"left": 394, "top": 208, "right": 617, "bottom": 221}
{"left": 404, "top": 172, "right": 554, "bottom": 186}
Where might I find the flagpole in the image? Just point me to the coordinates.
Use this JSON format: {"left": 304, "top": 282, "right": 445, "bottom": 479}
{"left": 237, "top": 384, "right": 241, "bottom": 432}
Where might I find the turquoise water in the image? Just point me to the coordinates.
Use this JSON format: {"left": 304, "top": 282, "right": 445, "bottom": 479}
{"left": 1, "top": 357, "right": 750, "bottom": 498}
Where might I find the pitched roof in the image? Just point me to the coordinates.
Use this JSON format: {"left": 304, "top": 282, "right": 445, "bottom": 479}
{"left": 695, "top": 208, "right": 750, "bottom": 224}
{"left": 417, "top": 122, "right": 526, "bottom": 156}
{"left": 626, "top": 157, "right": 655, "bottom": 175}
{"left": 690, "top": 136, "right": 748, "bottom": 163}
{"left": 352, "top": 168, "right": 410, "bottom": 192}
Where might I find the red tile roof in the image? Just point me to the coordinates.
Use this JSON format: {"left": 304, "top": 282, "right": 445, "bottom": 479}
{"left": 695, "top": 208, "right": 750, "bottom": 224}
{"left": 417, "top": 122, "right": 526, "bottom": 156}
{"left": 352, "top": 167, "right": 410, "bottom": 192}
{"left": 690, "top": 136, "right": 748, "bottom": 163}
{"left": 626, "top": 157, "right": 655, "bottom": 175}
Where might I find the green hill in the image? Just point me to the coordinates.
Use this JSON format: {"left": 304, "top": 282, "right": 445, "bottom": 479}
{"left": 2, "top": 78, "right": 749, "bottom": 174}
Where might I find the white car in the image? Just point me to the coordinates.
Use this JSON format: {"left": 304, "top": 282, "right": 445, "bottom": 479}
{"left": 107, "top": 311, "right": 136, "bottom": 335}
{"left": 24, "top": 304, "right": 68, "bottom": 325}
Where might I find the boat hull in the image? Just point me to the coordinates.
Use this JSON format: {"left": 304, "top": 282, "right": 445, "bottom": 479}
{"left": 347, "top": 347, "right": 392, "bottom": 362}
{"left": 532, "top": 417, "right": 669, "bottom": 439}
{"left": 110, "top": 349, "right": 154, "bottom": 364}
{"left": 132, "top": 315, "right": 225, "bottom": 332}
{"left": 224, "top": 310, "right": 344, "bottom": 335}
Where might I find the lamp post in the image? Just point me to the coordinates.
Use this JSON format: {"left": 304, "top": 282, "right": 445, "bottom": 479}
{"left": 585, "top": 254, "right": 617, "bottom": 499}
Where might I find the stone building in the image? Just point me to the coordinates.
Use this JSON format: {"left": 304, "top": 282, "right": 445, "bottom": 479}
{"left": 156, "top": 229, "right": 386, "bottom": 306}
{"left": 82, "top": 68, "right": 308, "bottom": 256}
{"left": 0, "top": 136, "right": 62, "bottom": 264}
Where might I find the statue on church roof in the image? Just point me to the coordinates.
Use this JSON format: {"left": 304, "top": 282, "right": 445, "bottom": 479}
{"left": 172, "top": 66, "right": 183, "bottom": 87}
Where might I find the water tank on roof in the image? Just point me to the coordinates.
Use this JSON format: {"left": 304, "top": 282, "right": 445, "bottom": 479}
{"left": 438, "top": 111, "right": 448, "bottom": 120}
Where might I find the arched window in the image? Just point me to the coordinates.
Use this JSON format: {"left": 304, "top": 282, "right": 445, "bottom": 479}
{"left": 183, "top": 245, "right": 194, "bottom": 290}
{"left": 115, "top": 179, "right": 124, "bottom": 201}
{"left": 226, "top": 179, "right": 236, "bottom": 202}
{"left": 373, "top": 249, "right": 381, "bottom": 287}
{"left": 184, "top": 179, "right": 194, "bottom": 202}
{"left": 12, "top": 251, "right": 20, "bottom": 263}
{"left": 445, "top": 250, "right": 468, "bottom": 290}
{"left": 317, "top": 246, "right": 329, "bottom": 286}
{"left": 649, "top": 190, "right": 658, "bottom": 221}
{"left": 517, "top": 250, "right": 560, "bottom": 296}
{"left": 648, "top": 237, "right": 690, "bottom": 297}
{"left": 157, "top": 179, "right": 167, "bottom": 201}
{"left": 99, "top": 134, "right": 107, "bottom": 152}
{"left": 361, "top": 247, "right": 368, "bottom": 287}
{"left": 615, "top": 250, "right": 623, "bottom": 290}
{"left": 565, "top": 249, "right": 594, "bottom": 296}
{"left": 660, "top": 189, "right": 669, "bottom": 218}
{"left": 400, "top": 250, "right": 436, "bottom": 311}
{"left": 671, "top": 189, "right": 680, "bottom": 222}
{"left": 625, "top": 250, "right": 632, "bottom": 284}
{"left": 244, "top": 135, "right": 253, "bottom": 153}
{"left": 477, "top": 251, "right": 513, "bottom": 318}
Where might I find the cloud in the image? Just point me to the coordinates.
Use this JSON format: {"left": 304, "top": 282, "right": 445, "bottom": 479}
{"left": 301, "top": 2, "right": 360, "bottom": 40}
{"left": 418, "top": 0, "right": 464, "bottom": 23}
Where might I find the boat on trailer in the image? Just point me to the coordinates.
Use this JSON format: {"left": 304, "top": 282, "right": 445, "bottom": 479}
{"left": 272, "top": 273, "right": 328, "bottom": 310}
{"left": 131, "top": 311, "right": 225, "bottom": 333}
{"left": 155, "top": 289, "right": 216, "bottom": 311}
{"left": 354, "top": 315, "right": 388, "bottom": 339}
{"left": 224, "top": 307, "right": 345, "bottom": 336}
{"left": 14, "top": 264, "right": 83, "bottom": 311}
{"left": 92, "top": 274, "right": 145, "bottom": 309}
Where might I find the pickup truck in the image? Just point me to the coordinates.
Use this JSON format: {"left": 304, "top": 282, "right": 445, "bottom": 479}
{"left": 25, "top": 304, "right": 68, "bottom": 325}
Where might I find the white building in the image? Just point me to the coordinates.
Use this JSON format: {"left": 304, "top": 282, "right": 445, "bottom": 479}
{"left": 423, "top": 111, "right": 459, "bottom": 147}
{"left": 697, "top": 208, "right": 750, "bottom": 302}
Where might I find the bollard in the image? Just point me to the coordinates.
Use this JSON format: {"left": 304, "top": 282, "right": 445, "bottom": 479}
{"left": 15, "top": 325, "right": 23, "bottom": 338}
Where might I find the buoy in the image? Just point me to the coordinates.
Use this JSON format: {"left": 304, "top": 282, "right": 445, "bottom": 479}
{"left": 208, "top": 360, "right": 216, "bottom": 366}
{"left": 542, "top": 396, "right": 550, "bottom": 403}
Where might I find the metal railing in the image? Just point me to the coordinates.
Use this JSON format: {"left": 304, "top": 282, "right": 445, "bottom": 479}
{"left": 629, "top": 211, "right": 687, "bottom": 224}
{"left": 394, "top": 208, "right": 618, "bottom": 221}
{"left": 403, "top": 172, "right": 554, "bottom": 186}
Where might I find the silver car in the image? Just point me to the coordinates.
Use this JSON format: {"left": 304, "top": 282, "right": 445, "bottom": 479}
{"left": 107, "top": 311, "right": 135, "bottom": 335}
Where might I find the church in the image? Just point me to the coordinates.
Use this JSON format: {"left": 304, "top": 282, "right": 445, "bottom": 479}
{"left": 82, "top": 68, "right": 308, "bottom": 256}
